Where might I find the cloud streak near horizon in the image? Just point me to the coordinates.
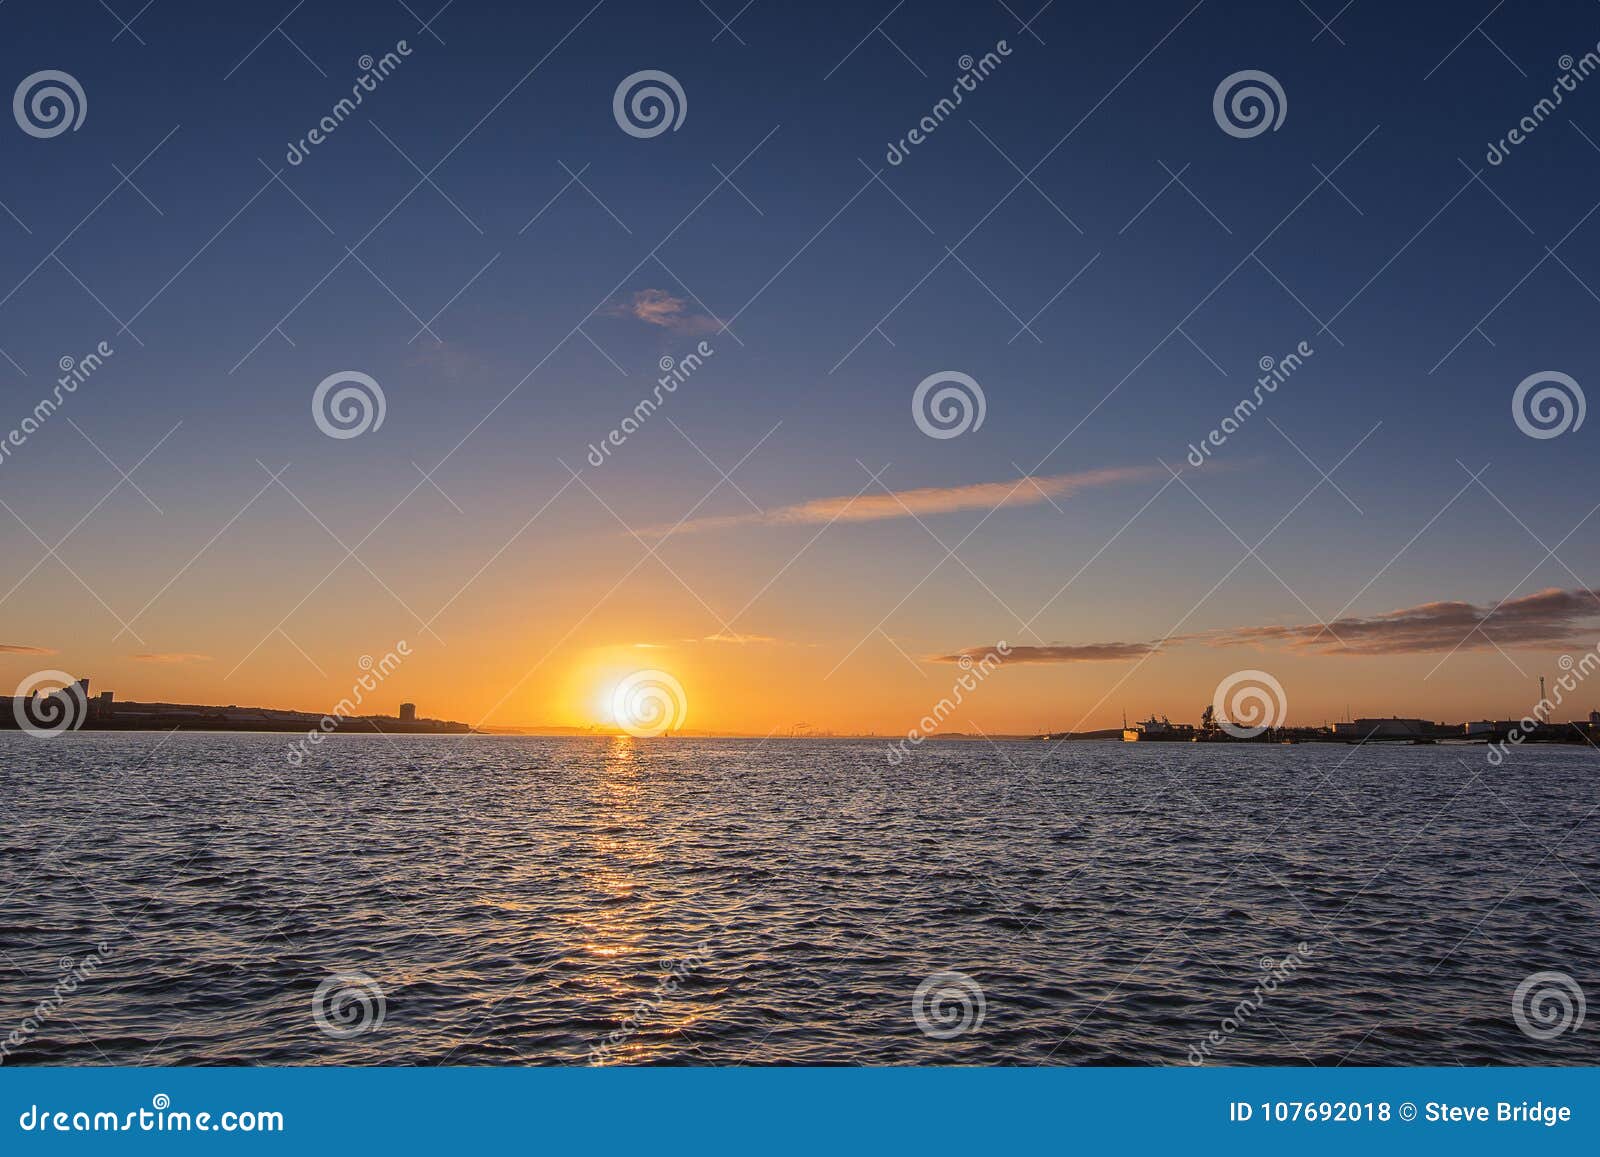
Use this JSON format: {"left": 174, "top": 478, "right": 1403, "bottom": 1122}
{"left": 940, "top": 642, "right": 1159, "bottom": 663}
{"left": 1206, "top": 586, "right": 1600, "bottom": 655}
{"left": 652, "top": 465, "right": 1160, "bottom": 536}
{"left": 939, "top": 586, "right": 1600, "bottom": 663}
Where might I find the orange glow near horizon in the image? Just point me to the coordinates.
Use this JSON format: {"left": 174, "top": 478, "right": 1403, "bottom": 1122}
{"left": 8, "top": 568, "right": 1593, "bottom": 738}
{"left": 5, "top": 636, "right": 1587, "bottom": 738}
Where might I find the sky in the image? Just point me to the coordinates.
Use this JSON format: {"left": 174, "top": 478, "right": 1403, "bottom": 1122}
{"left": 3, "top": 0, "right": 1600, "bottom": 735}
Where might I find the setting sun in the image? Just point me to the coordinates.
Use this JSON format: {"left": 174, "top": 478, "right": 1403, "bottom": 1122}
{"left": 608, "top": 670, "right": 689, "bottom": 737}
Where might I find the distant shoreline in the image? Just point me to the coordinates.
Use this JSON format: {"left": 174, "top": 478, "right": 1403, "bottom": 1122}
{"left": 0, "top": 728, "right": 1556, "bottom": 744}
{"left": 1, "top": 691, "right": 472, "bottom": 737}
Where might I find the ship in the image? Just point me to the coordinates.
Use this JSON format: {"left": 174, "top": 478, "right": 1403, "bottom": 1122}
{"left": 1121, "top": 714, "right": 1196, "bottom": 742}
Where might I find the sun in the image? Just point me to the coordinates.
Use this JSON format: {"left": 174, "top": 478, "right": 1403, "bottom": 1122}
{"left": 608, "top": 669, "right": 689, "bottom": 737}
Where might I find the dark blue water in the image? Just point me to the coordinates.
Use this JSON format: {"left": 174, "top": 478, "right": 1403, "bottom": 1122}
{"left": 1, "top": 733, "right": 1595, "bottom": 1065}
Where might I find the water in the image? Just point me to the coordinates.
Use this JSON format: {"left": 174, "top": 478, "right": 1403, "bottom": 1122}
{"left": 1, "top": 733, "right": 1595, "bottom": 1066}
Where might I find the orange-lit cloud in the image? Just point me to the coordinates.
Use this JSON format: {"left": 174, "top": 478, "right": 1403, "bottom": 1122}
{"left": 943, "top": 586, "right": 1600, "bottom": 664}
{"left": 608, "top": 288, "right": 722, "bottom": 334}
{"left": 937, "top": 642, "right": 1158, "bottom": 663}
{"left": 1202, "top": 586, "right": 1600, "bottom": 655}
{"left": 657, "top": 465, "right": 1160, "bottom": 536}
{"left": 132, "top": 652, "right": 212, "bottom": 664}
{"left": 0, "top": 643, "right": 55, "bottom": 655}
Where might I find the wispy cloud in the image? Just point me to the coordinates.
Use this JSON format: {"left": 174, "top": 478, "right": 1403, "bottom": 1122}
{"left": 607, "top": 288, "right": 722, "bottom": 335}
{"left": 941, "top": 586, "right": 1600, "bottom": 665}
{"left": 0, "top": 643, "right": 56, "bottom": 655}
{"left": 937, "top": 642, "right": 1158, "bottom": 664}
{"left": 632, "top": 633, "right": 784, "bottom": 648}
{"left": 699, "top": 632, "right": 778, "bottom": 645}
{"left": 132, "top": 652, "right": 212, "bottom": 664}
{"left": 407, "top": 339, "right": 487, "bottom": 382}
{"left": 654, "top": 465, "right": 1159, "bottom": 536}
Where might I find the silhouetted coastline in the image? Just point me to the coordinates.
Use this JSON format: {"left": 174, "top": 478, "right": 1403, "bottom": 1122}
{"left": 1, "top": 677, "right": 471, "bottom": 735}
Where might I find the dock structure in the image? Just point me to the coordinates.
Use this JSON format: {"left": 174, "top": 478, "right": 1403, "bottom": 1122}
{"left": 1053, "top": 705, "right": 1600, "bottom": 746}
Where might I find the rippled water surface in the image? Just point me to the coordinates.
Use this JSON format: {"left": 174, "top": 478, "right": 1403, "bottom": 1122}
{"left": 1, "top": 733, "right": 1596, "bottom": 1065}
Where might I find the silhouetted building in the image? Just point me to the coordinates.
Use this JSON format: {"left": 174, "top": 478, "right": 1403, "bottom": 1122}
{"left": 1335, "top": 717, "right": 1433, "bottom": 741}
{"left": 399, "top": 702, "right": 416, "bottom": 723}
